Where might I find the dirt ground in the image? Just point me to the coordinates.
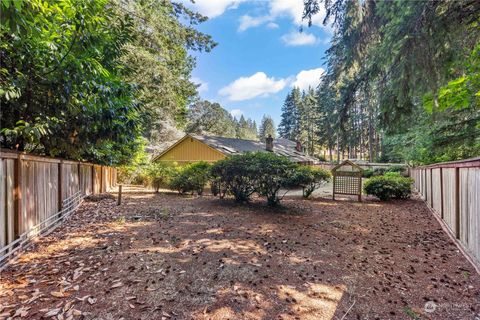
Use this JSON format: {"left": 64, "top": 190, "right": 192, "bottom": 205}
{"left": 1, "top": 189, "right": 479, "bottom": 320}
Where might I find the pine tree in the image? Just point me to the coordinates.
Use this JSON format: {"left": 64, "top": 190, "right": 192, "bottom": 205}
{"left": 278, "top": 88, "right": 301, "bottom": 141}
{"left": 259, "top": 115, "right": 276, "bottom": 142}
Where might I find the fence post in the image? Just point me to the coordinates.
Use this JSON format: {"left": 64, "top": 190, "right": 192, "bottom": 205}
{"left": 13, "top": 154, "right": 22, "bottom": 239}
{"left": 440, "top": 167, "right": 444, "bottom": 219}
{"left": 58, "top": 160, "right": 63, "bottom": 212}
{"left": 455, "top": 167, "right": 460, "bottom": 239}
{"left": 117, "top": 185, "right": 122, "bottom": 206}
{"left": 430, "top": 168, "right": 433, "bottom": 208}
{"left": 91, "top": 165, "right": 95, "bottom": 195}
{"left": 100, "top": 166, "right": 104, "bottom": 193}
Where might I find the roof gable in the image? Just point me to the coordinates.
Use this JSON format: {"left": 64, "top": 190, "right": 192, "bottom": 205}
{"left": 154, "top": 134, "right": 317, "bottom": 163}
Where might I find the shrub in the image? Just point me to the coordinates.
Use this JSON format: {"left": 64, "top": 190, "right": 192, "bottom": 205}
{"left": 210, "top": 153, "right": 259, "bottom": 202}
{"left": 210, "top": 152, "right": 299, "bottom": 205}
{"left": 362, "top": 168, "right": 374, "bottom": 178}
{"left": 386, "top": 165, "right": 407, "bottom": 176}
{"left": 363, "top": 175, "right": 413, "bottom": 201}
{"left": 253, "top": 153, "right": 298, "bottom": 206}
{"left": 286, "top": 166, "right": 331, "bottom": 198}
{"left": 145, "top": 162, "right": 177, "bottom": 192}
{"left": 169, "top": 161, "right": 211, "bottom": 195}
{"left": 373, "top": 168, "right": 387, "bottom": 176}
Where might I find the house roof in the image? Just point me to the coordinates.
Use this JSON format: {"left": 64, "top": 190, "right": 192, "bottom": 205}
{"left": 154, "top": 134, "right": 317, "bottom": 163}
{"left": 190, "top": 134, "right": 317, "bottom": 163}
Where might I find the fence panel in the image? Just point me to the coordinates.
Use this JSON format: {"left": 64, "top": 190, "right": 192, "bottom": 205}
{"left": 79, "top": 164, "right": 93, "bottom": 196}
{"left": 0, "top": 149, "right": 117, "bottom": 267}
{"left": 411, "top": 157, "right": 480, "bottom": 268}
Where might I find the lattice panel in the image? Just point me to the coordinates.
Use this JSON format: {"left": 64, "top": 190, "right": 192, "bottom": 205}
{"left": 334, "top": 176, "right": 361, "bottom": 195}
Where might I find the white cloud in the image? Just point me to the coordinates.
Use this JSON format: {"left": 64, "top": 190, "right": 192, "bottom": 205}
{"left": 219, "top": 72, "right": 288, "bottom": 101}
{"left": 191, "top": 77, "right": 208, "bottom": 93}
{"left": 237, "top": 0, "right": 328, "bottom": 32}
{"left": 183, "top": 0, "right": 246, "bottom": 18}
{"left": 238, "top": 15, "right": 269, "bottom": 32}
{"left": 281, "top": 31, "right": 317, "bottom": 46}
{"left": 266, "top": 22, "right": 279, "bottom": 29}
{"left": 230, "top": 109, "right": 243, "bottom": 119}
{"left": 291, "top": 67, "right": 324, "bottom": 90}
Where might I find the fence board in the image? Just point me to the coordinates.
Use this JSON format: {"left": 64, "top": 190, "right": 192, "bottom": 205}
{"left": 432, "top": 169, "right": 442, "bottom": 215}
{"left": 0, "top": 150, "right": 116, "bottom": 265}
{"left": 411, "top": 159, "right": 480, "bottom": 268}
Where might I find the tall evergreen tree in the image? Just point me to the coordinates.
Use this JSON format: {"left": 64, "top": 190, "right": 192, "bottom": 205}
{"left": 259, "top": 115, "right": 276, "bottom": 142}
{"left": 278, "top": 88, "right": 301, "bottom": 141}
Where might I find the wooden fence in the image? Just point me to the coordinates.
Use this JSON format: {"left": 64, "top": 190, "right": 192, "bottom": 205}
{"left": 410, "top": 157, "right": 480, "bottom": 267}
{"left": 0, "top": 149, "right": 117, "bottom": 265}
{"left": 315, "top": 161, "right": 406, "bottom": 171}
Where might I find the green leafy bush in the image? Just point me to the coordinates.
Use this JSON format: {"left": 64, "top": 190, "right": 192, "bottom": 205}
{"left": 287, "top": 166, "right": 331, "bottom": 198}
{"left": 363, "top": 175, "right": 413, "bottom": 201}
{"left": 211, "top": 152, "right": 302, "bottom": 205}
{"left": 210, "top": 153, "right": 259, "bottom": 202}
{"left": 169, "top": 162, "right": 211, "bottom": 195}
{"left": 253, "top": 153, "right": 298, "bottom": 206}
{"left": 373, "top": 168, "right": 387, "bottom": 176}
{"left": 145, "top": 162, "right": 178, "bottom": 192}
{"left": 362, "top": 168, "right": 374, "bottom": 178}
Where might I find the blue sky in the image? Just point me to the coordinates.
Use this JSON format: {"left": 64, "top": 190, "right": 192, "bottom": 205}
{"left": 183, "top": 0, "right": 332, "bottom": 127}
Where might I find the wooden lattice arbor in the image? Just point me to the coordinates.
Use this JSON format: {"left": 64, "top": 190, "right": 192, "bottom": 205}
{"left": 332, "top": 160, "right": 363, "bottom": 201}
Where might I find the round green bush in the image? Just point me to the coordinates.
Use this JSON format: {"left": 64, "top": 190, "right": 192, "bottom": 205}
{"left": 169, "top": 161, "right": 211, "bottom": 195}
{"left": 362, "top": 168, "right": 374, "bottom": 178}
{"left": 286, "top": 166, "right": 331, "bottom": 198}
{"left": 363, "top": 175, "right": 413, "bottom": 201}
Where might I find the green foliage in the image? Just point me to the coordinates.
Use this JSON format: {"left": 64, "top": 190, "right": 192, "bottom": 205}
{"left": 210, "top": 152, "right": 300, "bottom": 205}
{"left": 210, "top": 153, "right": 259, "bottom": 202}
{"left": 0, "top": 0, "right": 214, "bottom": 165}
{"left": 146, "top": 161, "right": 178, "bottom": 192}
{"left": 169, "top": 162, "right": 211, "bottom": 195}
{"left": 302, "top": 0, "right": 480, "bottom": 165}
{"left": 286, "top": 166, "right": 331, "bottom": 198}
{"left": 186, "top": 100, "right": 236, "bottom": 138}
{"left": 253, "top": 153, "right": 298, "bottom": 206}
{"left": 235, "top": 115, "right": 258, "bottom": 140}
{"left": 117, "top": 139, "right": 150, "bottom": 184}
{"left": 363, "top": 175, "right": 413, "bottom": 201}
{"left": 0, "top": 0, "right": 142, "bottom": 165}
{"left": 258, "top": 115, "right": 276, "bottom": 142}
{"left": 278, "top": 88, "right": 301, "bottom": 141}
{"left": 114, "top": 0, "right": 216, "bottom": 143}
{"left": 362, "top": 168, "right": 374, "bottom": 178}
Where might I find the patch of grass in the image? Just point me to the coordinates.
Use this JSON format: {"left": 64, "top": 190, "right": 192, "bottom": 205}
{"left": 115, "top": 216, "right": 126, "bottom": 225}
{"left": 403, "top": 307, "right": 420, "bottom": 319}
{"left": 159, "top": 208, "right": 171, "bottom": 220}
{"left": 462, "top": 271, "right": 470, "bottom": 279}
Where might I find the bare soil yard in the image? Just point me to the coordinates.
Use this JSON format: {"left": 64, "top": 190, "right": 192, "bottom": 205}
{"left": 1, "top": 191, "right": 479, "bottom": 320}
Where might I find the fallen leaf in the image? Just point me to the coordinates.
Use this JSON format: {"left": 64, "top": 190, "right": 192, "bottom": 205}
{"left": 44, "top": 308, "right": 61, "bottom": 317}
{"left": 87, "top": 297, "right": 97, "bottom": 305}
{"left": 50, "top": 291, "right": 65, "bottom": 298}
{"left": 110, "top": 282, "right": 123, "bottom": 289}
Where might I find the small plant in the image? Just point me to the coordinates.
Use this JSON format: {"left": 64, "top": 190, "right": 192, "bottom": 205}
{"left": 169, "top": 161, "right": 211, "bottom": 195}
{"left": 115, "top": 216, "right": 126, "bottom": 225}
{"left": 286, "top": 166, "right": 331, "bottom": 198}
{"left": 145, "top": 161, "right": 177, "bottom": 192}
{"left": 363, "top": 175, "right": 413, "bottom": 201}
{"left": 403, "top": 307, "right": 420, "bottom": 320}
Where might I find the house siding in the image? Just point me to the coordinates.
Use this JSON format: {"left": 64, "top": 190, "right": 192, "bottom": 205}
{"left": 156, "top": 137, "right": 226, "bottom": 164}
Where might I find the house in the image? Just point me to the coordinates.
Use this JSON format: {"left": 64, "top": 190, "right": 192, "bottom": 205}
{"left": 152, "top": 134, "right": 317, "bottom": 165}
